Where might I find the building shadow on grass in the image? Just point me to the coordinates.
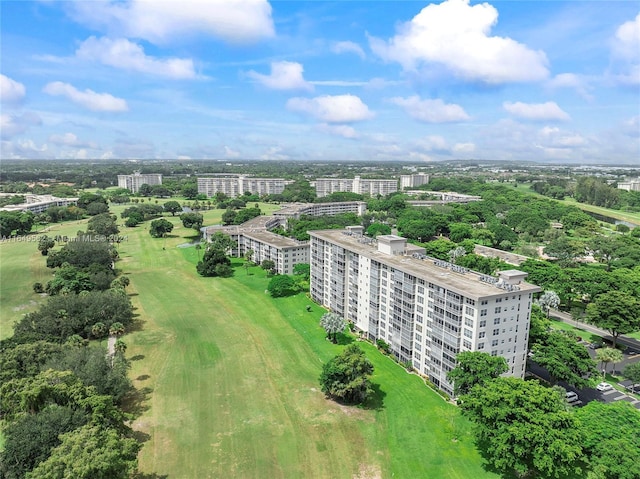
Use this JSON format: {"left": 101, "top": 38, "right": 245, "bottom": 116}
{"left": 335, "top": 333, "right": 354, "bottom": 346}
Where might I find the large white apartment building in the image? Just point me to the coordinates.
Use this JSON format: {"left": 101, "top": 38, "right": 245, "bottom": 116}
{"left": 197, "top": 176, "right": 291, "bottom": 198}
{"left": 117, "top": 173, "right": 163, "bottom": 193}
{"left": 314, "top": 176, "right": 398, "bottom": 198}
{"left": 618, "top": 178, "right": 640, "bottom": 192}
{"left": 309, "top": 227, "right": 541, "bottom": 395}
{"left": 400, "top": 173, "right": 430, "bottom": 189}
{"left": 0, "top": 194, "right": 78, "bottom": 214}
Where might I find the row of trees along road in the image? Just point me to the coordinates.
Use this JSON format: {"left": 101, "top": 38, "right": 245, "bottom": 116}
{"left": 448, "top": 351, "right": 640, "bottom": 479}
{"left": 0, "top": 206, "right": 143, "bottom": 478}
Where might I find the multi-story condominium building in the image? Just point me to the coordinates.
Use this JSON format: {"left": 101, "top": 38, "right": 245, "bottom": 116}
{"left": 618, "top": 178, "right": 640, "bottom": 192}
{"left": 201, "top": 202, "right": 367, "bottom": 275}
{"left": 314, "top": 176, "right": 398, "bottom": 198}
{"left": 273, "top": 201, "right": 367, "bottom": 220}
{"left": 309, "top": 227, "right": 541, "bottom": 395}
{"left": 0, "top": 194, "right": 78, "bottom": 214}
{"left": 197, "top": 176, "right": 291, "bottom": 198}
{"left": 400, "top": 173, "right": 430, "bottom": 189}
{"left": 117, "top": 173, "right": 162, "bottom": 193}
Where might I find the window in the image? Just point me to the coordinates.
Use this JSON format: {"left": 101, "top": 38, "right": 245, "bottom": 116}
{"left": 495, "top": 307, "right": 502, "bottom": 314}
{"left": 480, "top": 309, "right": 488, "bottom": 317}
{"left": 479, "top": 320, "right": 486, "bottom": 328}
{"left": 464, "top": 318, "right": 474, "bottom": 327}
{"left": 464, "top": 329, "right": 472, "bottom": 338}
{"left": 463, "top": 340, "right": 472, "bottom": 349}
{"left": 493, "top": 329, "right": 500, "bottom": 336}
{"left": 494, "top": 318, "right": 501, "bottom": 325}
{"left": 491, "top": 350, "right": 498, "bottom": 356}
{"left": 481, "top": 300, "right": 488, "bottom": 305}
{"left": 491, "top": 340, "right": 499, "bottom": 347}
{"left": 478, "top": 342, "right": 485, "bottom": 350}
{"left": 479, "top": 332, "right": 485, "bottom": 339}
{"left": 465, "top": 306, "right": 474, "bottom": 315}
{"left": 496, "top": 298, "right": 502, "bottom": 303}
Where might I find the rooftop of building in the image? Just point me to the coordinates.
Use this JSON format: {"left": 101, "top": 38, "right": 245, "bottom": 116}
{"left": 242, "top": 230, "right": 308, "bottom": 249}
{"left": 309, "top": 229, "right": 541, "bottom": 299}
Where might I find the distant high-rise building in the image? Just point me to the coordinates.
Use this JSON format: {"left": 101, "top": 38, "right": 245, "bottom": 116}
{"left": 314, "top": 176, "right": 398, "bottom": 198}
{"left": 117, "top": 173, "right": 162, "bottom": 193}
{"left": 400, "top": 173, "right": 430, "bottom": 189}
{"left": 309, "top": 227, "right": 541, "bottom": 395}
{"left": 197, "top": 176, "right": 290, "bottom": 198}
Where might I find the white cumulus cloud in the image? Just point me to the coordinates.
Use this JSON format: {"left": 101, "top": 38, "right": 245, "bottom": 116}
{"left": 547, "top": 73, "right": 594, "bottom": 101}
{"left": 43, "top": 81, "right": 128, "bottom": 112}
{"left": 318, "top": 124, "right": 359, "bottom": 139}
{"left": 610, "top": 13, "right": 640, "bottom": 85}
{"left": 77, "top": 37, "right": 197, "bottom": 79}
{"left": 332, "top": 41, "right": 366, "bottom": 59}
{"left": 0, "top": 74, "right": 26, "bottom": 105}
{"left": 286, "top": 94, "right": 373, "bottom": 123}
{"left": 390, "top": 96, "right": 470, "bottom": 123}
{"left": 369, "top": 0, "right": 549, "bottom": 84}
{"left": 49, "top": 132, "right": 98, "bottom": 149}
{"left": 69, "top": 0, "right": 275, "bottom": 45}
{"left": 246, "top": 61, "right": 313, "bottom": 91}
{"left": 503, "top": 101, "right": 570, "bottom": 121}
{"left": 1, "top": 112, "right": 42, "bottom": 140}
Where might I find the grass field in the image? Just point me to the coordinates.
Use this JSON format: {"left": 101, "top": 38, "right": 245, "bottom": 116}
{"left": 1, "top": 205, "right": 497, "bottom": 478}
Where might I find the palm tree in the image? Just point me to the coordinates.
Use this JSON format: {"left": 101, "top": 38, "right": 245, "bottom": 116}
{"left": 320, "top": 312, "right": 346, "bottom": 343}
{"left": 114, "top": 339, "right": 127, "bottom": 355}
{"left": 109, "top": 322, "right": 125, "bottom": 337}
{"left": 91, "top": 322, "right": 107, "bottom": 339}
{"left": 596, "top": 347, "right": 623, "bottom": 377}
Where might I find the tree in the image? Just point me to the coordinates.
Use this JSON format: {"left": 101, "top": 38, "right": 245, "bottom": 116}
{"left": 196, "top": 246, "right": 233, "bottom": 277}
{"left": 26, "top": 424, "right": 140, "bottom": 479}
{"left": 622, "top": 362, "right": 640, "bottom": 393}
{"left": 531, "top": 331, "right": 597, "bottom": 388}
{"left": 447, "top": 351, "right": 508, "bottom": 397}
{"left": 319, "top": 344, "right": 374, "bottom": 404}
{"left": 0, "top": 405, "right": 88, "bottom": 479}
{"left": 207, "top": 231, "right": 235, "bottom": 253}
{"left": 181, "top": 184, "right": 198, "bottom": 199}
{"left": 537, "top": 290, "right": 560, "bottom": 318}
{"left": 37, "top": 235, "right": 55, "bottom": 256}
{"left": 180, "top": 212, "right": 203, "bottom": 231}
{"left": 267, "top": 275, "right": 298, "bottom": 298}
{"left": 574, "top": 401, "right": 640, "bottom": 479}
{"left": 461, "top": 377, "right": 584, "bottom": 479}
{"left": 45, "top": 263, "right": 95, "bottom": 295}
{"left": 596, "top": 347, "right": 624, "bottom": 376}
{"left": 90, "top": 322, "right": 107, "bottom": 339}
{"left": 261, "top": 259, "right": 276, "bottom": 274}
{"left": 221, "top": 208, "right": 237, "bottom": 225}
{"left": 163, "top": 200, "right": 182, "bottom": 216}
{"left": 586, "top": 291, "right": 640, "bottom": 348}
{"left": 544, "top": 235, "right": 585, "bottom": 267}
{"left": 292, "top": 263, "right": 310, "bottom": 280}
{"left": 366, "top": 223, "right": 391, "bottom": 237}
{"left": 87, "top": 213, "right": 119, "bottom": 237}
{"left": 319, "top": 312, "right": 346, "bottom": 343}
{"left": 149, "top": 218, "right": 174, "bottom": 238}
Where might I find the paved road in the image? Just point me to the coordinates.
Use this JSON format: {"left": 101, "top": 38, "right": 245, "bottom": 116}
{"left": 549, "top": 309, "right": 640, "bottom": 354}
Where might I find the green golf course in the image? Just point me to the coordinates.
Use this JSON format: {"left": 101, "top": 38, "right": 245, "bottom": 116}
{"left": 0, "top": 206, "right": 496, "bottom": 478}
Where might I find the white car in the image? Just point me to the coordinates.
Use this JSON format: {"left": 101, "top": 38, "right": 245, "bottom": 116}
{"left": 596, "top": 382, "right": 613, "bottom": 392}
{"left": 565, "top": 391, "right": 579, "bottom": 402}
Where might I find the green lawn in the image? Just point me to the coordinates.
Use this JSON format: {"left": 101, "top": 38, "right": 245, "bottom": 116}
{"left": 1, "top": 208, "right": 495, "bottom": 478}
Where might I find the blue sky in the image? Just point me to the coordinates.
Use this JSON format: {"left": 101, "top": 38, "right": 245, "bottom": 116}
{"left": 1, "top": 0, "right": 638, "bottom": 163}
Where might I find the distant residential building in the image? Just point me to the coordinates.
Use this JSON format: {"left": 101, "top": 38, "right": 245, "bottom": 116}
{"left": 197, "top": 176, "right": 291, "bottom": 198}
{"left": 117, "top": 173, "right": 163, "bottom": 193}
{"left": 309, "top": 227, "right": 541, "bottom": 395}
{"left": 618, "top": 178, "right": 640, "bottom": 192}
{"left": 400, "top": 173, "right": 430, "bottom": 189}
{"left": 0, "top": 194, "right": 78, "bottom": 214}
{"left": 201, "top": 202, "right": 367, "bottom": 275}
{"left": 314, "top": 176, "right": 398, "bottom": 198}
{"left": 405, "top": 191, "right": 481, "bottom": 203}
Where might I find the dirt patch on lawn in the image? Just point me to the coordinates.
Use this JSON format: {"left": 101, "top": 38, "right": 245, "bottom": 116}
{"left": 353, "top": 463, "right": 382, "bottom": 479}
